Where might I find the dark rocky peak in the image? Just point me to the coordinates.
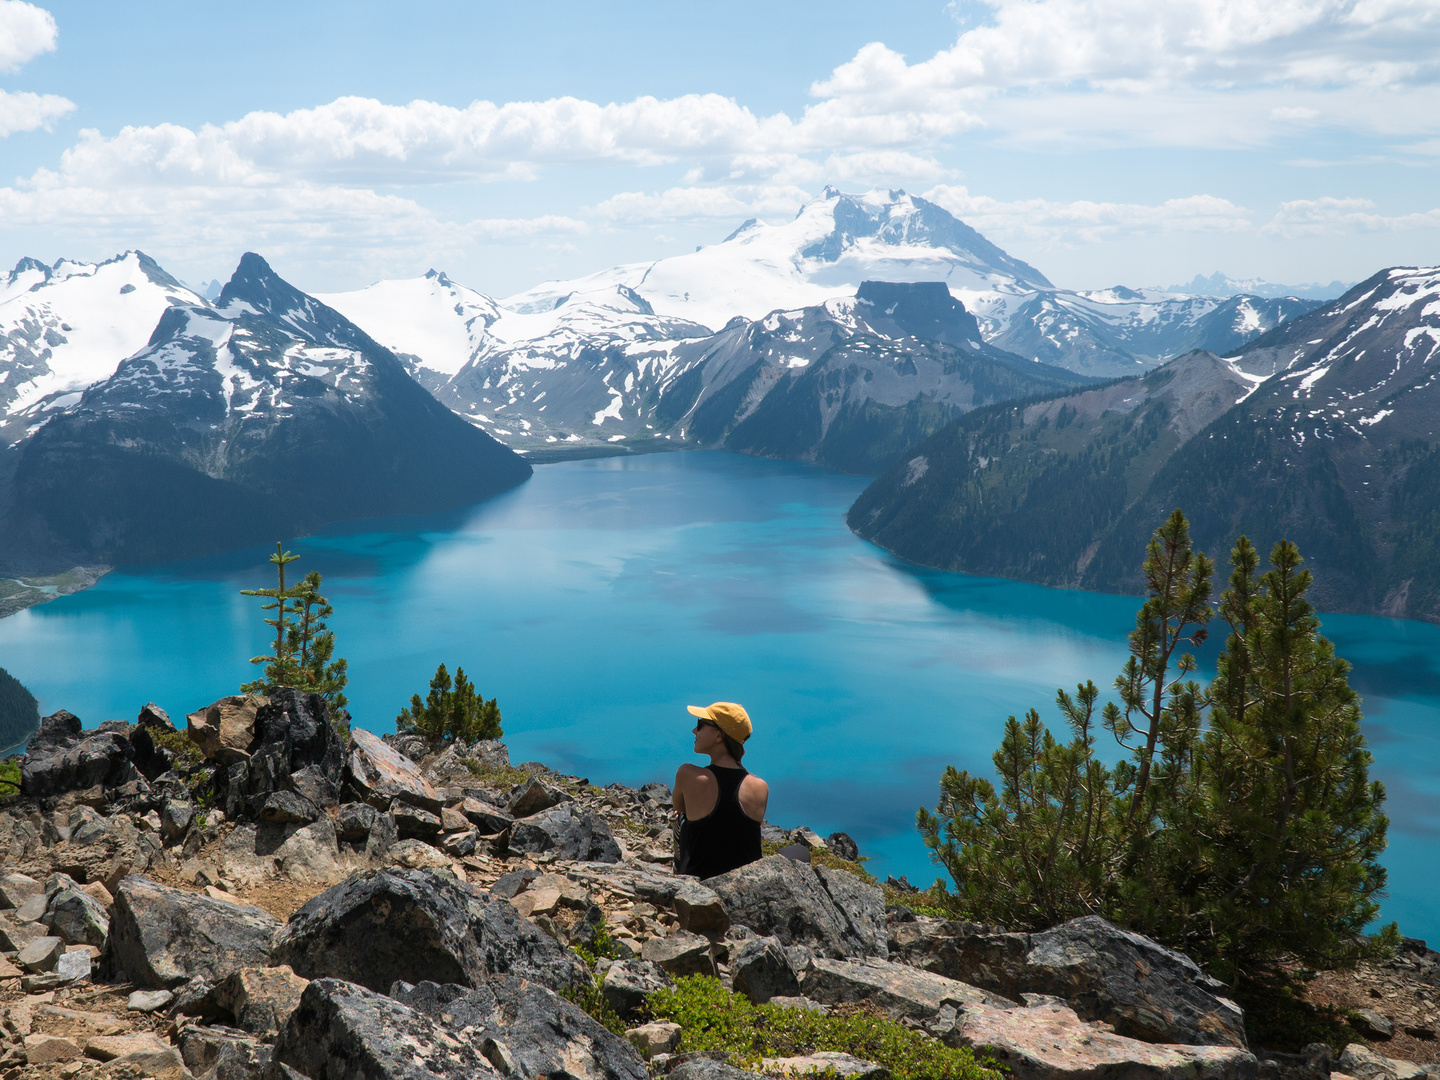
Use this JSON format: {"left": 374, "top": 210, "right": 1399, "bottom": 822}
{"left": 854, "top": 280, "right": 983, "bottom": 346}
{"left": 424, "top": 268, "right": 452, "bottom": 286}
{"left": 6, "top": 256, "right": 51, "bottom": 286}
{"left": 1109, "top": 285, "right": 1145, "bottom": 300}
{"left": 217, "top": 253, "right": 380, "bottom": 355}
{"left": 723, "top": 217, "right": 760, "bottom": 241}
{"left": 616, "top": 284, "right": 655, "bottom": 316}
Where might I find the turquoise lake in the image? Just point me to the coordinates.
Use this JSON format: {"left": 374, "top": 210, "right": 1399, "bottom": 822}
{"left": 3, "top": 451, "right": 1437, "bottom": 938}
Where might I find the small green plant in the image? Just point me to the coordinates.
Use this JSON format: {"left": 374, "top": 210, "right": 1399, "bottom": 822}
{"left": 241, "top": 543, "right": 349, "bottom": 716}
{"left": 147, "top": 726, "right": 204, "bottom": 769}
{"left": 0, "top": 758, "right": 20, "bottom": 800}
{"left": 759, "top": 839, "right": 877, "bottom": 884}
{"left": 397, "top": 662, "right": 502, "bottom": 743}
{"left": 464, "top": 759, "right": 534, "bottom": 789}
{"left": 562, "top": 975, "right": 628, "bottom": 1036}
{"left": 647, "top": 975, "right": 1002, "bottom": 1080}
{"left": 571, "top": 916, "right": 622, "bottom": 968}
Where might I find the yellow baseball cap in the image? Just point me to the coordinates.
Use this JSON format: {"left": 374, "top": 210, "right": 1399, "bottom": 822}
{"left": 687, "top": 701, "right": 752, "bottom": 743}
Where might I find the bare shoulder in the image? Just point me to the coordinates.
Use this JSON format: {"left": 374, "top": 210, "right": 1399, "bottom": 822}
{"left": 674, "top": 762, "right": 711, "bottom": 785}
{"left": 741, "top": 772, "right": 768, "bottom": 796}
{"left": 738, "top": 772, "right": 769, "bottom": 821}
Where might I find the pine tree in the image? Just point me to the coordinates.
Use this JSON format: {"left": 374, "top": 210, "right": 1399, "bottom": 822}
{"left": 396, "top": 663, "right": 503, "bottom": 743}
{"left": 241, "top": 544, "right": 348, "bottom": 715}
{"left": 1192, "top": 537, "right": 1394, "bottom": 984}
{"left": 241, "top": 543, "right": 302, "bottom": 691}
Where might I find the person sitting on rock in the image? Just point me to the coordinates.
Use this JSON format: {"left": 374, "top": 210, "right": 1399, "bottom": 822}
{"left": 673, "top": 701, "right": 768, "bottom": 879}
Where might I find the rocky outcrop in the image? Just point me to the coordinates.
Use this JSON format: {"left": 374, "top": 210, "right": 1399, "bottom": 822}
{"left": 187, "top": 695, "right": 266, "bottom": 764}
{"left": 707, "top": 854, "right": 885, "bottom": 959}
{"left": 889, "top": 914, "right": 1246, "bottom": 1048}
{"left": 219, "top": 688, "right": 346, "bottom": 821}
{"left": 273, "top": 977, "right": 648, "bottom": 1080}
{"left": 109, "top": 874, "right": 281, "bottom": 988}
{"left": 950, "top": 1000, "right": 1258, "bottom": 1080}
{"left": 20, "top": 711, "right": 137, "bottom": 798}
{"left": 270, "top": 868, "right": 589, "bottom": 994}
{"left": 508, "top": 803, "right": 623, "bottom": 862}
{"left": 801, "top": 956, "right": 1012, "bottom": 1020}
{"left": 348, "top": 727, "right": 442, "bottom": 812}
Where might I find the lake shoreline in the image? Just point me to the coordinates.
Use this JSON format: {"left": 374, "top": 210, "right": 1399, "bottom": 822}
{"left": 0, "top": 565, "right": 111, "bottom": 620}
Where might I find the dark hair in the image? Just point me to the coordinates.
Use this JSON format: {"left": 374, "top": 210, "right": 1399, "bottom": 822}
{"left": 721, "top": 732, "right": 745, "bottom": 762}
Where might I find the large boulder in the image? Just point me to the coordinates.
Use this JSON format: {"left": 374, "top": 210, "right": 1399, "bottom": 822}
{"left": 186, "top": 694, "right": 265, "bottom": 764}
{"left": 273, "top": 977, "right": 647, "bottom": 1080}
{"left": 889, "top": 914, "right": 1247, "bottom": 1049}
{"left": 508, "top": 803, "right": 623, "bottom": 862}
{"left": 110, "top": 875, "right": 281, "bottom": 988}
{"left": 601, "top": 958, "right": 675, "bottom": 1019}
{"left": 20, "top": 712, "right": 137, "bottom": 798}
{"left": 1338, "top": 1044, "right": 1430, "bottom": 1080}
{"left": 801, "top": 956, "right": 1009, "bottom": 1021}
{"left": 705, "top": 855, "right": 885, "bottom": 959}
{"left": 506, "top": 776, "right": 571, "bottom": 818}
{"left": 45, "top": 884, "right": 110, "bottom": 948}
{"left": 948, "top": 999, "right": 1257, "bottom": 1080}
{"left": 348, "top": 728, "right": 442, "bottom": 812}
{"left": 731, "top": 936, "right": 800, "bottom": 1004}
{"left": 241, "top": 689, "right": 346, "bottom": 810}
{"left": 270, "top": 868, "right": 589, "bottom": 994}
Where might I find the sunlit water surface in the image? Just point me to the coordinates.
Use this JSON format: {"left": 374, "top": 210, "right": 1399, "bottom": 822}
{"left": 4, "top": 452, "right": 1437, "bottom": 937}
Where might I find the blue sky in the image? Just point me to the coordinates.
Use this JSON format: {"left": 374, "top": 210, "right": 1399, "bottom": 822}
{"left": 2, "top": 0, "right": 1438, "bottom": 296}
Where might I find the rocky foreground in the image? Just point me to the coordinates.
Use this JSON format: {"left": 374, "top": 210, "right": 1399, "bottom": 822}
{"left": 2, "top": 690, "right": 1438, "bottom": 1080}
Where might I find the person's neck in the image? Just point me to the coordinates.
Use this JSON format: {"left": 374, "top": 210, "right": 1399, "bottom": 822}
{"left": 707, "top": 752, "right": 739, "bottom": 769}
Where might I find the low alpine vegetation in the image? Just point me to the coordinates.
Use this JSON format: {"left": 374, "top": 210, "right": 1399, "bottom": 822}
{"left": 396, "top": 662, "right": 503, "bottom": 743}
{"left": 647, "top": 975, "right": 1002, "bottom": 1080}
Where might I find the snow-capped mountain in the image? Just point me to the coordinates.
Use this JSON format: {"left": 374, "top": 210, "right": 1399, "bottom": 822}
{"left": 992, "top": 289, "right": 1322, "bottom": 378}
{"left": 1163, "top": 272, "right": 1351, "bottom": 301}
{"left": 0, "top": 252, "right": 204, "bottom": 447}
{"left": 501, "top": 186, "right": 1055, "bottom": 335}
{"left": 0, "top": 254, "right": 530, "bottom": 570}
{"left": 850, "top": 265, "right": 1440, "bottom": 619}
{"left": 314, "top": 269, "right": 504, "bottom": 390}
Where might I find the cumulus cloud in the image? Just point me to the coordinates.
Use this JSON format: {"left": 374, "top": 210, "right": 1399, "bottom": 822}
{"left": 0, "top": 87, "right": 72, "bottom": 135}
{"left": 1264, "top": 196, "right": 1440, "bottom": 236}
{"left": 0, "top": 0, "right": 56, "bottom": 73}
{"left": 589, "top": 184, "right": 813, "bottom": 222}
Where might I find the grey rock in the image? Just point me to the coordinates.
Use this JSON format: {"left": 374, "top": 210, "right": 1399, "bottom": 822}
{"left": 1339, "top": 1044, "right": 1428, "bottom": 1080}
{"left": 602, "top": 958, "right": 675, "bottom": 1019}
{"left": 0, "top": 871, "right": 42, "bottom": 908}
{"left": 110, "top": 874, "right": 281, "bottom": 988}
{"left": 507, "top": 776, "right": 571, "bottom": 817}
{"left": 364, "top": 811, "right": 399, "bottom": 860}
{"left": 18, "top": 934, "right": 64, "bottom": 971}
{"left": 801, "top": 956, "right": 1010, "bottom": 1020}
{"left": 54, "top": 947, "right": 91, "bottom": 982}
{"left": 889, "top": 914, "right": 1247, "bottom": 1049}
{"left": 161, "top": 800, "right": 195, "bottom": 844}
{"left": 274, "top": 819, "right": 341, "bottom": 883}
{"left": 21, "top": 721, "right": 137, "bottom": 798}
{"left": 17, "top": 892, "right": 49, "bottom": 923}
{"left": 761, "top": 1051, "right": 887, "bottom": 1079}
{"left": 669, "top": 1056, "right": 764, "bottom": 1080}
{"left": 491, "top": 868, "right": 539, "bottom": 899}
{"left": 0, "top": 912, "right": 47, "bottom": 950}
{"left": 508, "top": 803, "right": 622, "bottom": 862}
{"left": 706, "top": 855, "right": 885, "bottom": 959}
{"left": 642, "top": 930, "right": 716, "bottom": 978}
{"left": 469, "top": 739, "right": 510, "bottom": 772}
{"left": 274, "top": 976, "right": 646, "bottom": 1080}
{"left": 1024, "top": 916, "right": 1247, "bottom": 1048}
{"left": 827, "top": 832, "right": 860, "bottom": 861}
{"left": 673, "top": 878, "right": 730, "bottom": 934}
{"left": 1351, "top": 1009, "right": 1394, "bottom": 1040}
{"left": 138, "top": 702, "right": 175, "bottom": 731}
{"left": 214, "top": 965, "right": 310, "bottom": 1034}
{"left": 394, "top": 802, "right": 443, "bottom": 838}
{"left": 288, "top": 763, "right": 340, "bottom": 809}
{"left": 46, "top": 885, "right": 110, "bottom": 947}
{"left": 336, "top": 801, "right": 380, "bottom": 840}
{"left": 270, "top": 868, "right": 589, "bottom": 995}
{"left": 179, "top": 1025, "right": 272, "bottom": 1080}
{"left": 951, "top": 1000, "right": 1257, "bottom": 1080}
{"left": 129, "top": 725, "right": 174, "bottom": 781}
{"left": 128, "top": 989, "right": 175, "bottom": 1012}
{"left": 459, "top": 797, "right": 513, "bottom": 835}
{"left": 259, "top": 790, "right": 320, "bottom": 825}
{"left": 232, "top": 689, "right": 347, "bottom": 819}
{"left": 732, "top": 935, "right": 800, "bottom": 1004}
{"left": 348, "top": 728, "right": 442, "bottom": 812}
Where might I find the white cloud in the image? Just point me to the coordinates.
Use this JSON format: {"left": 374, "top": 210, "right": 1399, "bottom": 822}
{"left": 0, "top": 87, "right": 72, "bottom": 135}
{"left": 924, "top": 184, "right": 1254, "bottom": 246}
{"left": 590, "top": 184, "right": 812, "bottom": 223}
{"left": 0, "top": 0, "right": 56, "bottom": 73}
{"left": 1264, "top": 196, "right": 1440, "bottom": 236}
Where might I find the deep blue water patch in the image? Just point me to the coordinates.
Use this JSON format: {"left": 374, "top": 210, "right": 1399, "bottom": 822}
{"left": 2, "top": 451, "right": 1437, "bottom": 938}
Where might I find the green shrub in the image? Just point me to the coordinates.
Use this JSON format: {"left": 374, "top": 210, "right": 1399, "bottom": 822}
{"left": 647, "top": 975, "right": 1002, "bottom": 1080}
{"left": 148, "top": 726, "right": 204, "bottom": 769}
{"left": 397, "top": 663, "right": 502, "bottom": 743}
{"left": 0, "top": 758, "right": 19, "bottom": 800}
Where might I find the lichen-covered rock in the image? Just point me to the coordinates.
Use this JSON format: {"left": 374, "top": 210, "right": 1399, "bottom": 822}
{"left": 706, "top": 855, "right": 885, "bottom": 960}
{"left": 642, "top": 930, "right": 716, "bottom": 978}
{"left": 763, "top": 1051, "right": 887, "bottom": 1079}
{"left": 601, "top": 958, "right": 675, "bottom": 1019}
{"left": 110, "top": 874, "right": 281, "bottom": 988}
{"left": 348, "top": 728, "right": 442, "bottom": 812}
{"left": 178, "top": 1025, "right": 272, "bottom": 1080}
{"left": 673, "top": 878, "right": 730, "bottom": 934}
{"left": 270, "top": 868, "right": 589, "bottom": 995}
{"left": 950, "top": 1000, "right": 1257, "bottom": 1080}
{"left": 45, "top": 884, "right": 109, "bottom": 947}
{"left": 273, "top": 977, "right": 647, "bottom": 1080}
{"left": 508, "top": 803, "right": 622, "bottom": 862}
{"left": 1339, "top": 1044, "right": 1429, "bottom": 1080}
{"left": 214, "top": 965, "right": 310, "bottom": 1034}
{"left": 731, "top": 935, "right": 800, "bottom": 1004}
{"left": 506, "top": 776, "right": 571, "bottom": 818}
{"left": 20, "top": 711, "right": 137, "bottom": 798}
{"left": 801, "top": 956, "right": 1010, "bottom": 1020}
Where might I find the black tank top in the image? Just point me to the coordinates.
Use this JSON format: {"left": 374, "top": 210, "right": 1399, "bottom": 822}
{"left": 675, "top": 764, "right": 763, "bottom": 880}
